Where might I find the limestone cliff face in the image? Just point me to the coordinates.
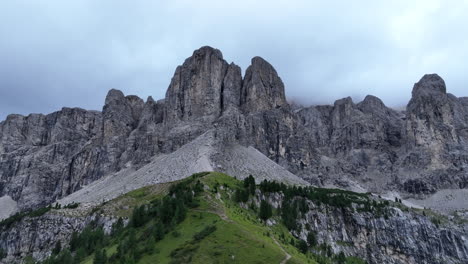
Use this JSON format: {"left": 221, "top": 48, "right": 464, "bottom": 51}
{"left": 241, "top": 56, "right": 287, "bottom": 113}
{"left": 399, "top": 74, "right": 468, "bottom": 193}
{"left": 0, "top": 90, "right": 152, "bottom": 210}
{"left": 1, "top": 46, "right": 468, "bottom": 213}
{"left": 0, "top": 109, "right": 104, "bottom": 210}
{"left": 256, "top": 191, "right": 468, "bottom": 264}
{"left": 406, "top": 74, "right": 459, "bottom": 147}
{"left": 0, "top": 212, "right": 116, "bottom": 263}
{"left": 164, "top": 46, "right": 233, "bottom": 123}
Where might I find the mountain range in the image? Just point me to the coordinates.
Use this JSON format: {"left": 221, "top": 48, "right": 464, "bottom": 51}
{"left": 2, "top": 46, "right": 468, "bottom": 213}
{"left": 1, "top": 46, "right": 468, "bottom": 263}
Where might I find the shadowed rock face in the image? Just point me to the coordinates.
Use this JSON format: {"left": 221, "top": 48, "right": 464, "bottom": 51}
{"left": 222, "top": 63, "right": 243, "bottom": 113}
{"left": 1, "top": 46, "right": 468, "bottom": 212}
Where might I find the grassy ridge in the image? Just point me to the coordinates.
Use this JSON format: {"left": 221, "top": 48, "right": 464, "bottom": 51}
{"left": 40, "top": 172, "right": 366, "bottom": 264}
{"left": 140, "top": 172, "right": 287, "bottom": 264}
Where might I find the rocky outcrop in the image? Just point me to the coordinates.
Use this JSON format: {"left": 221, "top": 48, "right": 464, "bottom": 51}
{"left": 0, "top": 211, "right": 116, "bottom": 264}
{"left": 406, "top": 74, "right": 458, "bottom": 147}
{"left": 0, "top": 108, "right": 104, "bottom": 210}
{"left": 302, "top": 207, "right": 468, "bottom": 264}
{"left": 0, "top": 90, "right": 156, "bottom": 210}
{"left": 164, "top": 46, "right": 232, "bottom": 123}
{"left": 400, "top": 74, "right": 468, "bottom": 193}
{"left": 256, "top": 191, "right": 468, "bottom": 264}
{"left": 290, "top": 95, "right": 404, "bottom": 189}
{"left": 241, "top": 56, "right": 287, "bottom": 113}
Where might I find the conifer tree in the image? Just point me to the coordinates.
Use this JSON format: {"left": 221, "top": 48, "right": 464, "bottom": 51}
{"left": 259, "top": 200, "right": 272, "bottom": 221}
{"left": 307, "top": 231, "right": 318, "bottom": 247}
{"left": 52, "top": 240, "right": 61, "bottom": 255}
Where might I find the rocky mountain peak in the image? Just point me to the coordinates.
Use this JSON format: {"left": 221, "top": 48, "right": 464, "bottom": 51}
{"left": 241, "top": 56, "right": 287, "bottom": 113}
{"left": 104, "top": 89, "right": 125, "bottom": 105}
{"left": 191, "top": 45, "right": 224, "bottom": 61}
{"left": 103, "top": 89, "right": 144, "bottom": 119}
{"left": 102, "top": 89, "right": 144, "bottom": 155}
{"left": 357, "top": 95, "right": 395, "bottom": 118}
{"left": 411, "top": 73, "right": 446, "bottom": 98}
{"left": 333, "top": 96, "right": 354, "bottom": 106}
{"left": 359, "top": 95, "right": 385, "bottom": 109}
{"left": 163, "top": 47, "right": 291, "bottom": 122}
{"left": 164, "top": 46, "right": 232, "bottom": 123}
{"left": 331, "top": 97, "right": 356, "bottom": 127}
{"left": 405, "top": 73, "right": 460, "bottom": 151}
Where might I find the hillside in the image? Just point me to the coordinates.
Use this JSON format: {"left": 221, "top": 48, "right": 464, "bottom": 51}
{"left": 2, "top": 172, "right": 467, "bottom": 264}
{"left": 35, "top": 172, "right": 355, "bottom": 264}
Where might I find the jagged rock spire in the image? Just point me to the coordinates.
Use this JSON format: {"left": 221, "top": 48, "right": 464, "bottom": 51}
{"left": 405, "top": 74, "right": 459, "bottom": 148}
{"left": 411, "top": 74, "right": 446, "bottom": 98}
{"left": 164, "top": 46, "right": 237, "bottom": 123}
{"left": 241, "top": 56, "right": 287, "bottom": 113}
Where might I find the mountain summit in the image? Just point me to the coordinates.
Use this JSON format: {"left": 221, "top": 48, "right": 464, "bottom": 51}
{"left": 164, "top": 46, "right": 287, "bottom": 123}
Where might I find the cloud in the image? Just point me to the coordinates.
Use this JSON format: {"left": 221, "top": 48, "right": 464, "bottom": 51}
{"left": 1, "top": 0, "right": 467, "bottom": 119}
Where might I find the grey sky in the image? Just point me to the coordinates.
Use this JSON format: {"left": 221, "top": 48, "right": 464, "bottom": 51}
{"left": 1, "top": 0, "right": 467, "bottom": 120}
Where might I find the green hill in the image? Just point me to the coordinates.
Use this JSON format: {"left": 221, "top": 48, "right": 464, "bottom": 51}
{"left": 40, "top": 172, "right": 366, "bottom": 264}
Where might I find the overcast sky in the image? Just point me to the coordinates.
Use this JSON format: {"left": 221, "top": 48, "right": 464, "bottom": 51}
{"left": 1, "top": 0, "right": 468, "bottom": 120}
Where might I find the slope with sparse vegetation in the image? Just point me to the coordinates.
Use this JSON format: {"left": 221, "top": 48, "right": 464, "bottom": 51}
{"left": 7, "top": 171, "right": 464, "bottom": 264}
{"left": 37, "top": 172, "right": 367, "bottom": 264}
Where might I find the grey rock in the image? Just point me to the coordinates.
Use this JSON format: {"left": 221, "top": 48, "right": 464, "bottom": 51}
{"left": 0, "top": 108, "right": 104, "bottom": 210}
{"left": 164, "top": 46, "right": 229, "bottom": 123}
{"left": 411, "top": 74, "right": 447, "bottom": 97}
{"left": 255, "top": 191, "right": 468, "bottom": 264}
{"left": 241, "top": 56, "right": 287, "bottom": 113}
{"left": 401, "top": 74, "right": 468, "bottom": 193}
{"left": 222, "top": 63, "right": 243, "bottom": 113}
{"left": 0, "top": 212, "right": 117, "bottom": 263}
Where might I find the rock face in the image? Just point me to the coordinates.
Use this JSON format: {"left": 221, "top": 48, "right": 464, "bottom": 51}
{"left": 164, "top": 47, "right": 229, "bottom": 123}
{"left": 0, "top": 211, "right": 116, "bottom": 263}
{"left": 401, "top": 74, "right": 468, "bottom": 193}
{"left": 257, "top": 191, "right": 468, "bottom": 264}
{"left": 305, "top": 208, "right": 468, "bottom": 264}
{"left": 406, "top": 74, "right": 457, "bottom": 147}
{"left": 241, "top": 56, "right": 287, "bottom": 112}
{"left": 0, "top": 108, "right": 105, "bottom": 210}
{"left": 1, "top": 46, "right": 468, "bottom": 214}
